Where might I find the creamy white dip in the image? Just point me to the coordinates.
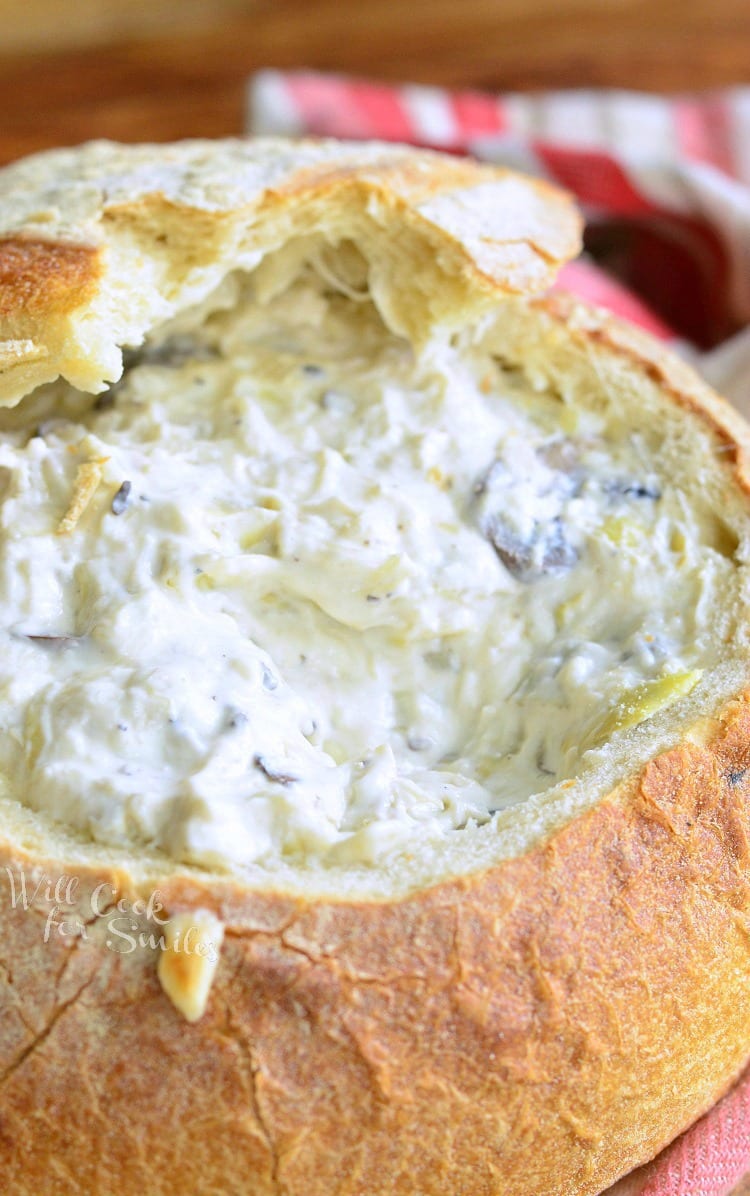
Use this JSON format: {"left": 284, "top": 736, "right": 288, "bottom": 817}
{"left": 0, "top": 268, "right": 735, "bottom": 868}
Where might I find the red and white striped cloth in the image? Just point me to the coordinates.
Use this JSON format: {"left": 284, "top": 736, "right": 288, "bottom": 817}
{"left": 247, "top": 71, "right": 750, "bottom": 1196}
{"left": 249, "top": 72, "right": 750, "bottom": 397}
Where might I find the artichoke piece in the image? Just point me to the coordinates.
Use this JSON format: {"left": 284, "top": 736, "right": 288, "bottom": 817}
{"left": 601, "top": 516, "right": 643, "bottom": 548}
{"left": 578, "top": 670, "right": 703, "bottom": 755}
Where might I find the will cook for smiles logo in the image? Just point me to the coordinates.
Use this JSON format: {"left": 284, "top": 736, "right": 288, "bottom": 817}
{"left": 1, "top": 866, "right": 219, "bottom": 962}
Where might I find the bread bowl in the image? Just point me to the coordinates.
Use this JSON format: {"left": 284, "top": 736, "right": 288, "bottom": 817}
{"left": 0, "top": 136, "right": 749, "bottom": 1195}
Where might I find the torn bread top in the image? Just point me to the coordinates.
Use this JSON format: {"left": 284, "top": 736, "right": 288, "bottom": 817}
{"left": 0, "top": 137, "right": 581, "bottom": 407}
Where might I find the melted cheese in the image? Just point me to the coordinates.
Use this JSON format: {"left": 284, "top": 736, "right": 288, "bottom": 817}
{"left": 0, "top": 275, "right": 736, "bottom": 869}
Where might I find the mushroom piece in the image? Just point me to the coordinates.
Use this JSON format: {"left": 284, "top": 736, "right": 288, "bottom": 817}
{"left": 473, "top": 458, "right": 578, "bottom": 583}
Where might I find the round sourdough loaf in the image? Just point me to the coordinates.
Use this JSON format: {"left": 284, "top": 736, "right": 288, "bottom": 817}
{"left": 0, "top": 138, "right": 749, "bottom": 1196}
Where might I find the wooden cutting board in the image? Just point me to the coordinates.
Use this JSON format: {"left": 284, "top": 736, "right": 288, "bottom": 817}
{"left": 0, "top": 0, "right": 749, "bottom": 162}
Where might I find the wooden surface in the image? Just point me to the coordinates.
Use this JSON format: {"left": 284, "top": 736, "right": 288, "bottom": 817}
{"left": 0, "top": 0, "right": 749, "bottom": 1189}
{"left": 0, "top": 0, "right": 750, "bottom": 162}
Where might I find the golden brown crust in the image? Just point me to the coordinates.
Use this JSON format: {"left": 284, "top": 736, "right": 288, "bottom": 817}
{"left": 2, "top": 693, "right": 750, "bottom": 1195}
{"left": 0, "top": 237, "right": 100, "bottom": 321}
{"left": 0, "top": 237, "right": 102, "bottom": 384}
